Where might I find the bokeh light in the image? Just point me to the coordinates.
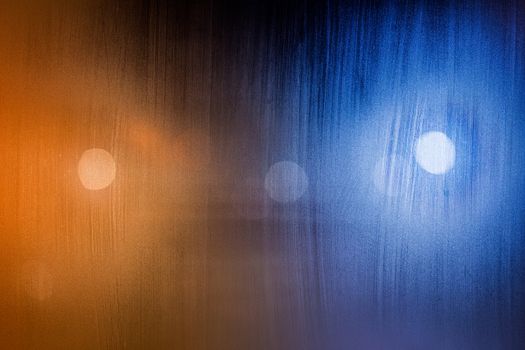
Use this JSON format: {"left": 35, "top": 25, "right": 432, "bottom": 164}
{"left": 264, "top": 161, "right": 308, "bottom": 203}
{"left": 77, "top": 148, "right": 116, "bottom": 190}
{"left": 415, "top": 132, "right": 456, "bottom": 175}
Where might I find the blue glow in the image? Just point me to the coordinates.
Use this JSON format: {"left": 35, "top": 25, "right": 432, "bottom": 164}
{"left": 308, "top": 5, "right": 524, "bottom": 233}
{"left": 277, "top": 3, "right": 525, "bottom": 345}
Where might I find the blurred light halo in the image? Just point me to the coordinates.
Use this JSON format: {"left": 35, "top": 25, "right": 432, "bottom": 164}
{"left": 415, "top": 131, "right": 455, "bottom": 175}
{"left": 77, "top": 148, "right": 116, "bottom": 190}
{"left": 264, "top": 161, "right": 308, "bottom": 203}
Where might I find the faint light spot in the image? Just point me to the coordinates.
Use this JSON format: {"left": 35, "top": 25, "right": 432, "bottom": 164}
{"left": 78, "top": 148, "right": 116, "bottom": 190}
{"left": 373, "top": 154, "right": 408, "bottom": 197}
{"left": 415, "top": 132, "right": 455, "bottom": 175}
{"left": 22, "top": 261, "right": 53, "bottom": 301}
{"left": 264, "top": 161, "right": 308, "bottom": 203}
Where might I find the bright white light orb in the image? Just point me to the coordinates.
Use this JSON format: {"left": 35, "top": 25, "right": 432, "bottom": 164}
{"left": 415, "top": 131, "right": 455, "bottom": 175}
{"left": 78, "top": 148, "right": 116, "bottom": 190}
{"left": 264, "top": 161, "right": 308, "bottom": 203}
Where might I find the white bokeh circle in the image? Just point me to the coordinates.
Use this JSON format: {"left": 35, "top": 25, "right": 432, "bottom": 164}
{"left": 264, "top": 161, "right": 308, "bottom": 203}
{"left": 415, "top": 132, "right": 455, "bottom": 175}
{"left": 78, "top": 148, "right": 116, "bottom": 190}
